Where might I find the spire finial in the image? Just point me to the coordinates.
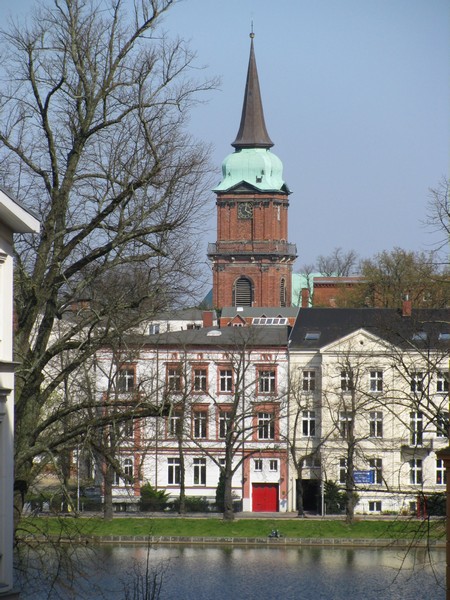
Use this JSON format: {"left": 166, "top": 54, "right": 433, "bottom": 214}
{"left": 250, "top": 21, "right": 255, "bottom": 39}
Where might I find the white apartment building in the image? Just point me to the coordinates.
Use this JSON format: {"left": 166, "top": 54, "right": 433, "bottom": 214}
{"left": 288, "top": 306, "right": 449, "bottom": 515}
{"left": 95, "top": 324, "right": 290, "bottom": 512}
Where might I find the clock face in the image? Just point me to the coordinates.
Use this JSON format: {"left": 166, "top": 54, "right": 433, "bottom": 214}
{"left": 238, "top": 202, "right": 253, "bottom": 219}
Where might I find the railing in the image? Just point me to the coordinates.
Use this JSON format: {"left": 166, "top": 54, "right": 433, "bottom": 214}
{"left": 207, "top": 241, "right": 297, "bottom": 257}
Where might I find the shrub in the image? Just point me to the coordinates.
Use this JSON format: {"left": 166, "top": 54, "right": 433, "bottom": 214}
{"left": 324, "top": 480, "right": 346, "bottom": 515}
{"left": 170, "top": 496, "right": 210, "bottom": 513}
{"left": 139, "top": 483, "right": 170, "bottom": 512}
{"left": 426, "top": 493, "right": 446, "bottom": 516}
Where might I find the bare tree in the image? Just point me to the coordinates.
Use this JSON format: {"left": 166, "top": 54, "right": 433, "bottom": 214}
{"left": 317, "top": 247, "right": 359, "bottom": 277}
{"left": 0, "top": 0, "right": 218, "bottom": 518}
{"left": 427, "top": 177, "right": 450, "bottom": 258}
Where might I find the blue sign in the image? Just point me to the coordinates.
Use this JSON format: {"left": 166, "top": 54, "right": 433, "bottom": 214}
{"left": 353, "top": 470, "right": 374, "bottom": 484}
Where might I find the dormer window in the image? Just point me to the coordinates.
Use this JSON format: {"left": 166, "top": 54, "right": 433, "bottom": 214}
{"left": 305, "top": 332, "right": 320, "bottom": 341}
{"left": 411, "top": 331, "right": 427, "bottom": 342}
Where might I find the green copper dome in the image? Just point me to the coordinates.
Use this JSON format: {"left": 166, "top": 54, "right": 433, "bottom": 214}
{"left": 213, "top": 147, "right": 286, "bottom": 192}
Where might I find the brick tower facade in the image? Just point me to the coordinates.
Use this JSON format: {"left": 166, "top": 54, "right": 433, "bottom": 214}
{"left": 208, "top": 35, "right": 297, "bottom": 309}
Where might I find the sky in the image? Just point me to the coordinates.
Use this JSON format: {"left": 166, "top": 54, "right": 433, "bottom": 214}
{"left": 0, "top": 0, "right": 448, "bottom": 271}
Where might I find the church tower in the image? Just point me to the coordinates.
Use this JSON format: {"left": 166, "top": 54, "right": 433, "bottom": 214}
{"left": 208, "top": 34, "right": 297, "bottom": 309}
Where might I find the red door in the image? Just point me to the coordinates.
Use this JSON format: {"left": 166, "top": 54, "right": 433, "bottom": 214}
{"left": 252, "top": 483, "right": 279, "bottom": 512}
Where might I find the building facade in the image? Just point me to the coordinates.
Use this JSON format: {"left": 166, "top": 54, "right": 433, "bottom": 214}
{"left": 289, "top": 306, "right": 449, "bottom": 515}
{"left": 95, "top": 325, "right": 290, "bottom": 512}
{"left": 0, "top": 188, "right": 39, "bottom": 599}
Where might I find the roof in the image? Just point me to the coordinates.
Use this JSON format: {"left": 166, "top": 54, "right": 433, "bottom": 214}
{"left": 221, "top": 307, "right": 299, "bottom": 319}
{"left": 0, "top": 187, "right": 40, "bottom": 234}
{"left": 231, "top": 35, "right": 273, "bottom": 149}
{"left": 289, "top": 308, "right": 450, "bottom": 350}
{"left": 147, "top": 307, "right": 208, "bottom": 322}
{"left": 126, "top": 325, "right": 290, "bottom": 350}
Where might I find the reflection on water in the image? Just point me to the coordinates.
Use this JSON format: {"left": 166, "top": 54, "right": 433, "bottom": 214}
{"left": 15, "top": 543, "right": 445, "bottom": 600}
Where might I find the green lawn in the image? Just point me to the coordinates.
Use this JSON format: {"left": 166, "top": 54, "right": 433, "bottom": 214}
{"left": 17, "top": 516, "right": 445, "bottom": 541}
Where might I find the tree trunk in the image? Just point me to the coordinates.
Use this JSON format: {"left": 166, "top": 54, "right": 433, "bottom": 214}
{"left": 103, "top": 467, "right": 114, "bottom": 521}
{"left": 177, "top": 435, "right": 186, "bottom": 514}
{"left": 223, "top": 476, "right": 234, "bottom": 521}
{"left": 222, "top": 455, "right": 234, "bottom": 521}
{"left": 296, "top": 469, "right": 305, "bottom": 517}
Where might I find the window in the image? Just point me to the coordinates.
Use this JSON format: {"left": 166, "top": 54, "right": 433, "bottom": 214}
{"left": 193, "top": 458, "right": 206, "bottom": 485}
{"left": 411, "top": 372, "right": 424, "bottom": 393}
{"left": 410, "top": 458, "right": 423, "bottom": 484}
{"left": 369, "top": 458, "right": 383, "bottom": 484}
{"left": 437, "top": 371, "right": 449, "bottom": 393}
{"left": 302, "top": 410, "right": 316, "bottom": 437}
{"left": 253, "top": 317, "right": 288, "bottom": 326}
{"left": 168, "top": 411, "right": 182, "bottom": 437}
{"left": 339, "top": 411, "right": 353, "bottom": 438}
{"left": 369, "top": 412, "right": 383, "bottom": 438}
{"left": 412, "top": 331, "right": 427, "bottom": 342}
{"left": 168, "top": 458, "right": 180, "bottom": 485}
{"left": 305, "top": 455, "right": 321, "bottom": 468}
{"left": 254, "top": 459, "right": 263, "bottom": 471}
{"left": 218, "top": 410, "right": 230, "bottom": 439}
{"left": 269, "top": 459, "right": 278, "bottom": 472}
{"left": 234, "top": 277, "right": 253, "bottom": 306}
{"left": 124, "top": 458, "right": 133, "bottom": 479}
{"left": 339, "top": 458, "right": 347, "bottom": 484}
{"left": 305, "top": 332, "right": 320, "bottom": 341}
{"left": 258, "top": 369, "right": 276, "bottom": 394}
{"left": 340, "top": 371, "right": 353, "bottom": 392}
{"left": 121, "top": 419, "right": 134, "bottom": 439}
{"left": 437, "top": 412, "right": 449, "bottom": 438}
{"left": 193, "top": 411, "right": 207, "bottom": 439}
{"left": 167, "top": 366, "right": 182, "bottom": 392}
{"left": 149, "top": 323, "right": 160, "bottom": 335}
{"left": 302, "top": 370, "right": 316, "bottom": 392}
{"left": 219, "top": 369, "right": 233, "bottom": 393}
{"left": 369, "top": 501, "right": 382, "bottom": 513}
{"left": 369, "top": 370, "right": 383, "bottom": 392}
{"left": 280, "top": 278, "right": 286, "bottom": 307}
{"left": 193, "top": 368, "right": 207, "bottom": 392}
{"left": 257, "top": 412, "right": 275, "bottom": 440}
{"left": 410, "top": 411, "right": 423, "bottom": 446}
{"left": 117, "top": 368, "right": 135, "bottom": 393}
{"left": 436, "top": 459, "right": 447, "bottom": 485}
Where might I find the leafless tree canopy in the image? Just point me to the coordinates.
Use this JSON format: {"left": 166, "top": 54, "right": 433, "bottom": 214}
{"left": 426, "top": 177, "right": 450, "bottom": 264}
{"left": 0, "top": 0, "right": 217, "bottom": 495}
{"left": 316, "top": 247, "right": 359, "bottom": 277}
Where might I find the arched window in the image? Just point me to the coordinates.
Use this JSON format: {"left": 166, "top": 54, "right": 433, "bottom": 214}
{"left": 280, "top": 278, "right": 286, "bottom": 307}
{"left": 233, "top": 277, "right": 253, "bottom": 307}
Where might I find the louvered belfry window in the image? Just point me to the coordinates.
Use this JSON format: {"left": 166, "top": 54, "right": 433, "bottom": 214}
{"left": 280, "top": 278, "right": 286, "bottom": 307}
{"left": 234, "top": 277, "right": 252, "bottom": 306}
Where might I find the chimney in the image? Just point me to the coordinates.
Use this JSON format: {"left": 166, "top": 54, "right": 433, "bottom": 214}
{"left": 402, "top": 296, "right": 412, "bottom": 317}
{"left": 202, "top": 311, "right": 214, "bottom": 328}
{"left": 301, "top": 288, "right": 310, "bottom": 308}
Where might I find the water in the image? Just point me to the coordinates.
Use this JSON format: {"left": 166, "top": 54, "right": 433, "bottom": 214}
{"left": 15, "top": 543, "right": 445, "bottom": 600}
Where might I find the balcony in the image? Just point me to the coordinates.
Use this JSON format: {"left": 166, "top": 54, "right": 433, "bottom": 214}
{"left": 207, "top": 241, "right": 297, "bottom": 260}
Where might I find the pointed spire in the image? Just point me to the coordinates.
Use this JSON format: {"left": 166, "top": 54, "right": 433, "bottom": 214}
{"left": 231, "top": 33, "right": 274, "bottom": 149}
